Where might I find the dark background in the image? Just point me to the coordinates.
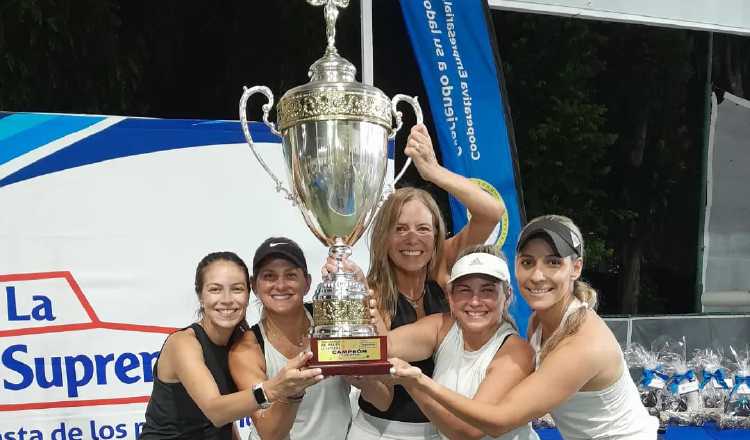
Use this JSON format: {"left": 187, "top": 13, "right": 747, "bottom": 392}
{"left": 2, "top": 0, "right": 749, "bottom": 315}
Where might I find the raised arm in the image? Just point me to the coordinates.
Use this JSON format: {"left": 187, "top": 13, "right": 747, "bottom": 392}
{"left": 227, "top": 332, "right": 321, "bottom": 439}
{"left": 405, "top": 125, "right": 506, "bottom": 288}
{"left": 396, "top": 334, "right": 599, "bottom": 436}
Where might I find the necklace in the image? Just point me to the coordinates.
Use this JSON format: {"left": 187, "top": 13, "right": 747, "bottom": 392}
{"left": 264, "top": 316, "right": 307, "bottom": 348}
{"left": 404, "top": 285, "right": 427, "bottom": 308}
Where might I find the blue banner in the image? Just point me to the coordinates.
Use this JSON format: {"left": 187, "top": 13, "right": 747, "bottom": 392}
{"left": 399, "top": 0, "right": 530, "bottom": 333}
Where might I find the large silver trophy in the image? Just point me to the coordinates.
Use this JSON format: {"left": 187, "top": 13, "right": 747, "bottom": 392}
{"left": 239, "top": 0, "right": 421, "bottom": 374}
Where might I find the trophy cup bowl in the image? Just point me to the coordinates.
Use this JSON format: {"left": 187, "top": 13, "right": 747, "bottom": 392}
{"left": 238, "top": 0, "right": 422, "bottom": 375}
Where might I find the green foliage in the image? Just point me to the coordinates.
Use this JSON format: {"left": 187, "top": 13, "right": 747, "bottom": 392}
{"left": 493, "top": 14, "right": 617, "bottom": 272}
{"left": 0, "top": 0, "right": 144, "bottom": 113}
{"left": 494, "top": 14, "right": 707, "bottom": 313}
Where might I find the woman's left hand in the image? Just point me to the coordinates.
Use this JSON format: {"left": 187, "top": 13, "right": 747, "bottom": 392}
{"left": 321, "top": 255, "right": 366, "bottom": 284}
{"left": 388, "top": 357, "right": 423, "bottom": 386}
{"left": 368, "top": 291, "right": 388, "bottom": 335}
{"left": 405, "top": 124, "right": 440, "bottom": 182}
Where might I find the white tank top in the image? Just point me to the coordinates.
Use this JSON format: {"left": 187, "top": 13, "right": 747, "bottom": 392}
{"left": 433, "top": 321, "right": 539, "bottom": 440}
{"left": 249, "top": 311, "right": 352, "bottom": 440}
{"left": 529, "top": 300, "right": 658, "bottom": 439}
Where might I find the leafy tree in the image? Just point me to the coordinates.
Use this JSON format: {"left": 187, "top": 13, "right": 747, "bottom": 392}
{"left": 492, "top": 13, "right": 708, "bottom": 314}
{"left": 596, "top": 26, "right": 703, "bottom": 314}
{"left": 492, "top": 13, "right": 617, "bottom": 308}
{"left": 0, "top": 0, "right": 143, "bottom": 114}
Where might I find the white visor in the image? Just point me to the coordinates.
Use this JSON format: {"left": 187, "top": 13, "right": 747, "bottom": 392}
{"left": 448, "top": 252, "right": 511, "bottom": 284}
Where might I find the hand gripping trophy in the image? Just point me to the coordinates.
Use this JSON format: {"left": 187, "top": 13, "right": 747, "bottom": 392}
{"left": 238, "top": 0, "right": 422, "bottom": 375}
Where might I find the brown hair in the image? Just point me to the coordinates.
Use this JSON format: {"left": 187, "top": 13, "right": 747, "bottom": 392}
{"left": 452, "top": 244, "right": 517, "bottom": 331}
{"left": 367, "top": 187, "right": 447, "bottom": 321}
{"left": 194, "top": 251, "right": 251, "bottom": 346}
{"left": 523, "top": 215, "right": 598, "bottom": 363}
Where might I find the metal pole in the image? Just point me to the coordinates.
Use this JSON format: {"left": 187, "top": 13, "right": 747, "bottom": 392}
{"left": 360, "top": 0, "right": 374, "bottom": 85}
{"left": 695, "top": 31, "right": 713, "bottom": 312}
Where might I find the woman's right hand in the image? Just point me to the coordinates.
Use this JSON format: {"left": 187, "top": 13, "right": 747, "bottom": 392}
{"left": 388, "top": 357, "right": 424, "bottom": 387}
{"left": 262, "top": 352, "right": 323, "bottom": 402}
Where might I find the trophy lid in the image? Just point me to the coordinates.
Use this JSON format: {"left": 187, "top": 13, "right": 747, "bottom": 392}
{"left": 277, "top": 0, "right": 391, "bottom": 131}
{"left": 308, "top": 51, "right": 356, "bottom": 83}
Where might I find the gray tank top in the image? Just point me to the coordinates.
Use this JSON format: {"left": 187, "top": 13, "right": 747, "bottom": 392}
{"left": 248, "top": 310, "right": 352, "bottom": 440}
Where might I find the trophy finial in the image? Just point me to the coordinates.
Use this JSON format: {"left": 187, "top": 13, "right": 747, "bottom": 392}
{"left": 308, "top": 0, "right": 350, "bottom": 54}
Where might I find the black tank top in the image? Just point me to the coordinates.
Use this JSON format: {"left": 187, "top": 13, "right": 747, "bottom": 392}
{"left": 359, "top": 280, "right": 448, "bottom": 422}
{"left": 139, "top": 323, "right": 238, "bottom": 439}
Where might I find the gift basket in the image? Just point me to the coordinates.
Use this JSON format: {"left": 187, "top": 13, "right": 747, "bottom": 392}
{"left": 624, "top": 342, "right": 668, "bottom": 416}
{"left": 718, "top": 345, "right": 750, "bottom": 429}
{"left": 651, "top": 337, "right": 702, "bottom": 426}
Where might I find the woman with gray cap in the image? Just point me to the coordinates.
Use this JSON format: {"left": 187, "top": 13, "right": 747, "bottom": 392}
{"left": 383, "top": 244, "right": 539, "bottom": 440}
{"left": 391, "top": 215, "right": 657, "bottom": 439}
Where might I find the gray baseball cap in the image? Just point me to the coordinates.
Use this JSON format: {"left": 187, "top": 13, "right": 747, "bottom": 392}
{"left": 516, "top": 218, "right": 583, "bottom": 258}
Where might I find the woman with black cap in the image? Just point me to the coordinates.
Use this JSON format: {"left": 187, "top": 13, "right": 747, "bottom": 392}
{"left": 390, "top": 215, "right": 658, "bottom": 439}
{"left": 229, "top": 237, "right": 391, "bottom": 440}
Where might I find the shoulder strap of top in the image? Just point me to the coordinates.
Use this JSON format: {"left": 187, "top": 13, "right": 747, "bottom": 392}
{"left": 303, "top": 302, "right": 314, "bottom": 315}
{"left": 435, "top": 319, "right": 460, "bottom": 360}
{"left": 190, "top": 322, "right": 209, "bottom": 347}
{"left": 495, "top": 321, "right": 517, "bottom": 348}
{"left": 423, "top": 280, "right": 448, "bottom": 314}
{"left": 250, "top": 323, "right": 264, "bottom": 354}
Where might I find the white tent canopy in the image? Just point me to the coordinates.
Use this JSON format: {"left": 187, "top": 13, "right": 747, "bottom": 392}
{"left": 488, "top": 0, "right": 750, "bottom": 35}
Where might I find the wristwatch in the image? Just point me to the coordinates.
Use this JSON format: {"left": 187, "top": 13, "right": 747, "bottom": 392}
{"left": 252, "top": 383, "right": 272, "bottom": 409}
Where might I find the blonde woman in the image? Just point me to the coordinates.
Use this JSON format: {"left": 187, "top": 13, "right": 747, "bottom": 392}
{"left": 333, "top": 124, "right": 505, "bottom": 440}
{"left": 385, "top": 244, "right": 539, "bottom": 440}
{"left": 349, "top": 125, "right": 505, "bottom": 439}
{"left": 391, "top": 216, "right": 658, "bottom": 439}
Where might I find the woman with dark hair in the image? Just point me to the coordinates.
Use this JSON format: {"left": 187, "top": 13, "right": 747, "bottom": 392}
{"left": 390, "top": 216, "right": 658, "bottom": 439}
{"left": 139, "top": 251, "right": 323, "bottom": 440}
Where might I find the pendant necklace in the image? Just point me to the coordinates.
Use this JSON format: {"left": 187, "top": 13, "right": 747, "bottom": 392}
{"left": 405, "top": 285, "right": 427, "bottom": 309}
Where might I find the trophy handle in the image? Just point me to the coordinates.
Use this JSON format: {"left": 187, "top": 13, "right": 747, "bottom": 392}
{"left": 239, "top": 85, "right": 297, "bottom": 204}
{"left": 388, "top": 94, "right": 423, "bottom": 186}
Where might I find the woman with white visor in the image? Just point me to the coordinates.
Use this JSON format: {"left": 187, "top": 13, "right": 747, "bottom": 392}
{"left": 383, "top": 244, "right": 539, "bottom": 440}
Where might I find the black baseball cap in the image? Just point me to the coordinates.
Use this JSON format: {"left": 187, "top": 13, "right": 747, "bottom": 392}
{"left": 516, "top": 217, "right": 583, "bottom": 258}
{"left": 252, "top": 237, "right": 308, "bottom": 275}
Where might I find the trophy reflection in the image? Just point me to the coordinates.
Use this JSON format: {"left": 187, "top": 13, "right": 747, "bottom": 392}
{"left": 238, "top": 0, "right": 422, "bottom": 375}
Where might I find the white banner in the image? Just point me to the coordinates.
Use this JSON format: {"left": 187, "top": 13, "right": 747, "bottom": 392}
{"left": 0, "top": 113, "right": 385, "bottom": 438}
{"left": 488, "top": 0, "right": 750, "bottom": 35}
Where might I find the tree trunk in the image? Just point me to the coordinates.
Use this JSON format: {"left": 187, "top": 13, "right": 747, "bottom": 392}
{"left": 620, "top": 237, "right": 643, "bottom": 314}
{"left": 725, "top": 38, "right": 745, "bottom": 98}
{"left": 620, "top": 110, "right": 649, "bottom": 314}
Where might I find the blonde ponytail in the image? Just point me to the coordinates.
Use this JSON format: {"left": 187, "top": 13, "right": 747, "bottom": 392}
{"left": 538, "top": 280, "right": 598, "bottom": 363}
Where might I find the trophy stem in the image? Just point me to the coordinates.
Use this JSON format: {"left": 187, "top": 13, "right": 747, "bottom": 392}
{"left": 329, "top": 237, "right": 353, "bottom": 276}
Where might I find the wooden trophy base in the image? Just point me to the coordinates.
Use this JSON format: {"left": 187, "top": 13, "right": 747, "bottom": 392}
{"left": 309, "top": 335, "right": 391, "bottom": 376}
